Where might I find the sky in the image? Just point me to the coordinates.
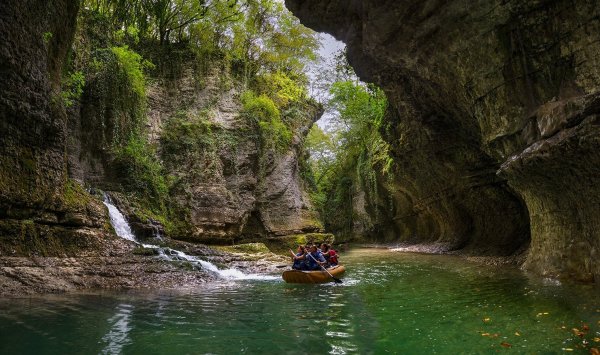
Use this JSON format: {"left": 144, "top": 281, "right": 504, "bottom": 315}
{"left": 308, "top": 33, "right": 346, "bottom": 130}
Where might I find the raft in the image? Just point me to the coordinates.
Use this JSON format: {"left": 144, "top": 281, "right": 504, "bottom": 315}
{"left": 282, "top": 265, "right": 346, "bottom": 284}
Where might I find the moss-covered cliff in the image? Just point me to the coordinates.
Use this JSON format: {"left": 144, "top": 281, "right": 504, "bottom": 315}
{"left": 287, "top": 0, "right": 600, "bottom": 281}
{"left": 0, "top": 0, "right": 115, "bottom": 257}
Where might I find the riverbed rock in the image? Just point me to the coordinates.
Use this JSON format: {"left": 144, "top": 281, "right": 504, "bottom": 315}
{"left": 286, "top": 0, "right": 600, "bottom": 281}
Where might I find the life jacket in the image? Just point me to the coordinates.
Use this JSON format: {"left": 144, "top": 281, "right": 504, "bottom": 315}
{"left": 328, "top": 250, "right": 338, "bottom": 265}
{"left": 306, "top": 251, "right": 325, "bottom": 269}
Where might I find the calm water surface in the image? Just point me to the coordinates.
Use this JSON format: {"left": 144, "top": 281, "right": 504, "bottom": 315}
{"left": 1, "top": 248, "right": 598, "bottom": 354}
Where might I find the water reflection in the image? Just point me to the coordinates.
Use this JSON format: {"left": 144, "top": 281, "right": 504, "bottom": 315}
{"left": 0, "top": 249, "right": 598, "bottom": 354}
{"left": 101, "top": 303, "right": 134, "bottom": 354}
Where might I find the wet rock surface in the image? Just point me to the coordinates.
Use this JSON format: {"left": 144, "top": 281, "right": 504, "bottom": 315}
{"left": 287, "top": 0, "right": 600, "bottom": 281}
{"left": 0, "top": 238, "right": 285, "bottom": 297}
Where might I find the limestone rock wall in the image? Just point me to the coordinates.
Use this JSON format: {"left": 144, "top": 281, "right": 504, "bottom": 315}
{"left": 147, "top": 63, "right": 324, "bottom": 243}
{"left": 287, "top": 0, "right": 600, "bottom": 281}
{"left": 0, "top": 0, "right": 112, "bottom": 256}
{"left": 65, "top": 43, "right": 324, "bottom": 244}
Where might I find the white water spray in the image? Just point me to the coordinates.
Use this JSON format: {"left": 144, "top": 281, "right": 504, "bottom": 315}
{"left": 103, "top": 197, "right": 136, "bottom": 242}
{"left": 103, "top": 195, "right": 276, "bottom": 281}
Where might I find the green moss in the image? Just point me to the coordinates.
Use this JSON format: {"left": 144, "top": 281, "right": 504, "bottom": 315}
{"left": 0, "top": 219, "right": 85, "bottom": 257}
{"left": 215, "top": 243, "right": 271, "bottom": 254}
{"left": 62, "top": 179, "right": 92, "bottom": 210}
{"left": 264, "top": 233, "right": 335, "bottom": 254}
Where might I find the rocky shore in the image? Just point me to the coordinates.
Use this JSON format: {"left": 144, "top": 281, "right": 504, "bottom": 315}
{"left": 0, "top": 238, "right": 287, "bottom": 297}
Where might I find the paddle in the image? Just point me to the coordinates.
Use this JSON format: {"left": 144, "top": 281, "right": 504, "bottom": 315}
{"left": 308, "top": 253, "right": 342, "bottom": 284}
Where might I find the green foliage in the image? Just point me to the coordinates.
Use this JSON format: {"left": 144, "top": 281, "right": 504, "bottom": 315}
{"left": 241, "top": 91, "right": 292, "bottom": 152}
{"left": 42, "top": 32, "right": 53, "bottom": 44}
{"left": 114, "top": 25, "right": 140, "bottom": 44}
{"left": 161, "top": 112, "right": 241, "bottom": 183}
{"left": 305, "top": 80, "right": 393, "bottom": 234}
{"left": 255, "top": 71, "right": 306, "bottom": 107}
{"left": 110, "top": 45, "right": 154, "bottom": 98}
{"left": 78, "top": 0, "right": 322, "bottom": 240}
{"left": 113, "top": 137, "right": 168, "bottom": 203}
{"left": 61, "top": 71, "right": 85, "bottom": 107}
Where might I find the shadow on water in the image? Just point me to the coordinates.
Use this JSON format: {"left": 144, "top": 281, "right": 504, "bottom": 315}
{"left": 0, "top": 248, "right": 598, "bottom": 354}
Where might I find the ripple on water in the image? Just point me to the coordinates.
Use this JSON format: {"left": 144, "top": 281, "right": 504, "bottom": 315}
{"left": 0, "top": 249, "right": 598, "bottom": 354}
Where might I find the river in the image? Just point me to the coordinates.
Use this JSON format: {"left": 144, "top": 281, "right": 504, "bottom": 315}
{"left": 0, "top": 248, "right": 598, "bottom": 354}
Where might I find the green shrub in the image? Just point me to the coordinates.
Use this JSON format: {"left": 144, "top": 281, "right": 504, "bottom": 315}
{"left": 110, "top": 45, "right": 154, "bottom": 98}
{"left": 241, "top": 91, "right": 292, "bottom": 152}
{"left": 61, "top": 71, "right": 85, "bottom": 107}
{"left": 113, "top": 137, "right": 168, "bottom": 203}
{"left": 255, "top": 71, "right": 305, "bottom": 107}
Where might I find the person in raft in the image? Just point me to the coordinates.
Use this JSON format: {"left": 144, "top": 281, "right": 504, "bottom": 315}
{"left": 305, "top": 244, "right": 327, "bottom": 270}
{"left": 289, "top": 244, "right": 326, "bottom": 270}
{"left": 320, "top": 243, "right": 339, "bottom": 267}
{"left": 290, "top": 245, "right": 306, "bottom": 270}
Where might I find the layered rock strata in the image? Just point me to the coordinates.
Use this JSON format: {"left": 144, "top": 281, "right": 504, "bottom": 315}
{"left": 145, "top": 64, "right": 324, "bottom": 243}
{"left": 287, "top": 0, "right": 600, "bottom": 281}
{"left": 0, "top": 0, "right": 113, "bottom": 257}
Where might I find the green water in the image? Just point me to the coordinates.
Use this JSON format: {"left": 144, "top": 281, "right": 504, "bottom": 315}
{"left": 1, "top": 249, "right": 598, "bottom": 354}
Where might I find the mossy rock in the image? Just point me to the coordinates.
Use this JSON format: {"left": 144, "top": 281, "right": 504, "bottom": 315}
{"left": 215, "top": 242, "right": 271, "bottom": 254}
{"left": 264, "top": 233, "right": 335, "bottom": 254}
{"left": 62, "top": 179, "right": 92, "bottom": 210}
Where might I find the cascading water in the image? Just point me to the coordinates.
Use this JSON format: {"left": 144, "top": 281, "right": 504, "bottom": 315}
{"left": 102, "top": 194, "right": 275, "bottom": 281}
{"left": 103, "top": 195, "right": 136, "bottom": 242}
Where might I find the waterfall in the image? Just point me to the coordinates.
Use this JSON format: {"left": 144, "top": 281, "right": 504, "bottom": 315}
{"left": 103, "top": 196, "right": 136, "bottom": 242}
{"left": 102, "top": 195, "right": 275, "bottom": 281}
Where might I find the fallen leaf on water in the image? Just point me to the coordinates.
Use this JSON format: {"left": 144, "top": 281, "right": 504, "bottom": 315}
{"left": 500, "top": 342, "right": 511, "bottom": 348}
{"left": 590, "top": 348, "right": 600, "bottom": 355}
{"left": 481, "top": 333, "right": 491, "bottom": 337}
{"left": 573, "top": 328, "right": 586, "bottom": 338}
{"left": 561, "top": 348, "right": 574, "bottom": 352}
{"left": 582, "top": 324, "right": 590, "bottom": 331}
{"left": 483, "top": 317, "right": 491, "bottom": 323}
{"left": 515, "top": 332, "right": 521, "bottom": 336}
{"left": 593, "top": 337, "right": 600, "bottom": 343}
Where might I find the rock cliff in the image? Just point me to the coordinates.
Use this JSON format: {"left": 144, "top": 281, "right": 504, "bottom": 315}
{"left": 287, "top": 0, "right": 600, "bottom": 281}
{"left": 65, "top": 30, "right": 324, "bottom": 244}
{"left": 144, "top": 60, "right": 324, "bottom": 243}
{"left": 1, "top": 1, "right": 324, "bottom": 258}
{"left": 0, "top": 0, "right": 113, "bottom": 257}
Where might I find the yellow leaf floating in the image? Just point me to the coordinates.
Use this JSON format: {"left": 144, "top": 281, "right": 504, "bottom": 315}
{"left": 483, "top": 317, "right": 491, "bottom": 323}
{"left": 562, "top": 348, "right": 574, "bottom": 352}
{"left": 515, "top": 332, "right": 521, "bottom": 336}
{"left": 593, "top": 337, "right": 600, "bottom": 342}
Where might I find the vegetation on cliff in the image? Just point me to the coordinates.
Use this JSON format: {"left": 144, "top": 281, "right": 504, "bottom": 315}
{"left": 65, "top": 0, "right": 322, "bottom": 240}
{"left": 303, "top": 54, "right": 393, "bottom": 240}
